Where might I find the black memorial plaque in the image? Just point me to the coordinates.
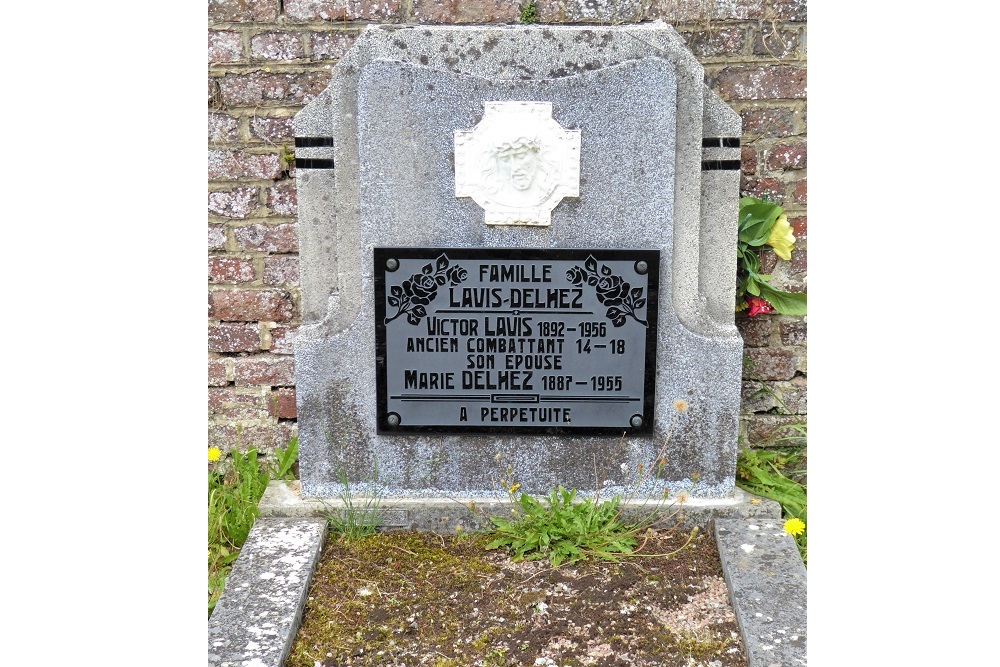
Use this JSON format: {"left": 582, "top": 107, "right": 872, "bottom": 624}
{"left": 374, "top": 248, "right": 660, "bottom": 435}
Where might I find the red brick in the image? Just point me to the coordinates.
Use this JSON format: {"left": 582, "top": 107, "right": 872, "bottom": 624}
{"left": 780, "top": 320, "right": 806, "bottom": 346}
{"left": 788, "top": 215, "right": 806, "bottom": 237}
{"left": 741, "top": 381, "right": 777, "bottom": 413}
{"left": 736, "top": 316, "right": 772, "bottom": 347}
{"left": 232, "top": 223, "right": 298, "bottom": 253}
{"left": 233, "top": 356, "right": 296, "bottom": 386}
{"left": 208, "top": 149, "right": 283, "bottom": 180}
{"left": 413, "top": 0, "right": 522, "bottom": 22}
{"left": 209, "top": 30, "right": 243, "bottom": 64}
{"left": 209, "top": 289, "right": 295, "bottom": 322}
{"left": 208, "top": 422, "right": 283, "bottom": 452}
{"left": 209, "top": 112, "right": 240, "bottom": 143}
{"left": 739, "top": 106, "right": 796, "bottom": 138}
{"left": 752, "top": 26, "right": 801, "bottom": 58}
{"left": 309, "top": 31, "right": 357, "bottom": 59}
{"left": 209, "top": 387, "right": 270, "bottom": 420}
{"left": 680, "top": 28, "right": 746, "bottom": 58}
{"left": 269, "top": 388, "right": 297, "bottom": 419}
{"left": 743, "top": 348, "right": 797, "bottom": 381}
{"left": 263, "top": 256, "right": 300, "bottom": 287}
{"left": 209, "top": 0, "right": 279, "bottom": 22}
{"left": 647, "top": 0, "right": 763, "bottom": 21}
{"left": 266, "top": 183, "right": 297, "bottom": 216}
{"left": 740, "top": 176, "right": 782, "bottom": 202}
{"left": 789, "top": 243, "right": 806, "bottom": 273}
{"left": 757, "top": 248, "right": 777, "bottom": 274}
{"left": 765, "top": 0, "right": 806, "bottom": 21}
{"left": 209, "top": 257, "right": 256, "bottom": 284}
{"left": 208, "top": 358, "right": 230, "bottom": 386}
{"left": 792, "top": 178, "right": 806, "bottom": 203}
{"left": 269, "top": 325, "right": 295, "bottom": 354}
{"left": 766, "top": 142, "right": 806, "bottom": 170}
{"left": 741, "top": 145, "right": 757, "bottom": 175}
{"left": 717, "top": 66, "right": 806, "bottom": 101}
{"left": 249, "top": 116, "right": 295, "bottom": 143}
{"left": 209, "top": 323, "right": 261, "bottom": 353}
{"left": 217, "top": 71, "right": 331, "bottom": 108}
{"left": 284, "top": 0, "right": 402, "bottom": 21}
{"left": 250, "top": 32, "right": 305, "bottom": 61}
{"left": 208, "top": 225, "right": 227, "bottom": 251}
{"left": 209, "top": 186, "right": 259, "bottom": 219}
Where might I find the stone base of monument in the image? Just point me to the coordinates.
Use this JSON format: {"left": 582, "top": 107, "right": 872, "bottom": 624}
{"left": 209, "top": 486, "right": 805, "bottom": 667}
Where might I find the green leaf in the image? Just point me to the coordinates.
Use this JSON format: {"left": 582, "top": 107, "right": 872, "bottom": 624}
{"left": 738, "top": 203, "right": 783, "bottom": 245}
{"left": 757, "top": 283, "right": 807, "bottom": 316}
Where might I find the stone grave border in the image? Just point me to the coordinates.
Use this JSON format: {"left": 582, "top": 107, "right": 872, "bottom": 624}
{"left": 208, "top": 482, "right": 806, "bottom": 667}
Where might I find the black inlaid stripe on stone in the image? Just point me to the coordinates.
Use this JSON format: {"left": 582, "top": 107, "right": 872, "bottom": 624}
{"left": 295, "top": 158, "right": 334, "bottom": 170}
{"left": 702, "top": 137, "right": 741, "bottom": 148}
{"left": 701, "top": 159, "right": 742, "bottom": 171}
{"left": 295, "top": 136, "right": 334, "bottom": 147}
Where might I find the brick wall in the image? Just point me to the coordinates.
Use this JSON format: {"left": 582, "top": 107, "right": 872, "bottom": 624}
{"left": 207, "top": 0, "right": 807, "bottom": 458}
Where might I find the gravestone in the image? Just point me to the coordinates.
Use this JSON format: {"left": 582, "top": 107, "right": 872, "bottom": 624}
{"left": 292, "top": 22, "right": 743, "bottom": 500}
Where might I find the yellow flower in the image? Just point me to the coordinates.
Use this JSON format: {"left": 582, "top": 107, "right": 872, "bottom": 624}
{"left": 509, "top": 483, "right": 520, "bottom": 493}
{"left": 765, "top": 214, "right": 795, "bottom": 261}
{"left": 783, "top": 517, "right": 805, "bottom": 536}
{"left": 208, "top": 447, "right": 222, "bottom": 462}
{"left": 673, "top": 399, "right": 688, "bottom": 412}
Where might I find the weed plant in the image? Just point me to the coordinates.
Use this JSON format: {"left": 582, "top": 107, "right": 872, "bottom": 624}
{"left": 325, "top": 461, "right": 384, "bottom": 542}
{"left": 208, "top": 437, "right": 298, "bottom": 615}
{"left": 737, "top": 359, "right": 808, "bottom": 563}
{"left": 484, "top": 400, "right": 698, "bottom": 567}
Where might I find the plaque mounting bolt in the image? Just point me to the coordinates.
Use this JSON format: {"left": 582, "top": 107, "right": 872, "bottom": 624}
{"left": 387, "top": 414, "right": 400, "bottom": 427}
{"left": 386, "top": 258, "right": 399, "bottom": 271}
{"left": 635, "top": 261, "right": 648, "bottom": 275}
{"left": 630, "top": 415, "right": 643, "bottom": 428}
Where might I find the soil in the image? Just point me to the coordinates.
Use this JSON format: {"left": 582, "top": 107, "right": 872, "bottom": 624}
{"left": 286, "top": 528, "right": 747, "bottom": 667}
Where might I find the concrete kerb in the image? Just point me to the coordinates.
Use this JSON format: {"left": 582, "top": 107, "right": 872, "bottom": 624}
{"left": 209, "top": 482, "right": 806, "bottom": 667}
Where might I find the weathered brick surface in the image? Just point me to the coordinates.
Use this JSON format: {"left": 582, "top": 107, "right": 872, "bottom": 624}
{"left": 789, "top": 243, "right": 806, "bottom": 273}
{"left": 745, "top": 414, "right": 805, "bottom": 447}
{"left": 284, "top": 0, "right": 402, "bottom": 21}
{"left": 792, "top": 178, "right": 806, "bottom": 203}
{"left": 680, "top": 28, "right": 746, "bottom": 58}
{"left": 647, "top": 0, "right": 763, "bottom": 21}
{"left": 209, "top": 31, "right": 243, "bottom": 64}
{"left": 250, "top": 32, "right": 305, "bottom": 61}
{"left": 208, "top": 225, "right": 227, "bottom": 251}
{"left": 717, "top": 66, "right": 806, "bottom": 100}
{"left": 209, "top": 257, "right": 256, "bottom": 284}
{"left": 249, "top": 115, "right": 295, "bottom": 143}
{"left": 233, "top": 356, "right": 296, "bottom": 386}
{"left": 765, "top": 0, "right": 806, "bottom": 21}
{"left": 209, "top": 358, "right": 230, "bottom": 386}
{"left": 209, "top": 323, "right": 262, "bottom": 353}
{"left": 740, "top": 176, "right": 782, "bottom": 201}
{"left": 209, "top": 0, "right": 279, "bottom": 23}
{"left": 208, "top": 149, "right": 283, "bottom": 180}
{"left": 209, "top": 387, "right": 271, "bottom": 420}
{"left": 413, "top": 0, "right": 520, "bottom": 22}
{"left": 209, "top": 186, "right": 260, "bottom": 218}
{"left": 263, "top": 256, "right": 300, "bottom": 287}
{"left": 741, "top": 145, "right": 757, "bottom": 174}
{"left": 307, "top": 31, "right": 357, "bottom": 60}
{"left": 216, "top": 71, "right": 331, "bottom": 108}
{"left": 209, "top": 289, "right": 295, "bottom": 322}
{"left": 269, "top": 325, "right": 295, "bottom": 354}
{"left": 739, "top": 106, "right": 797, "bottom": 138}
{"left": 780, "top": 320, "right": 806, "bottom": 346}
{"left": 752, "top": 26, "right": 801, "bottom": 58}
{"left": 743, "top": 348, "right": 798, "bottom": 381}
{"left": 232, "top": 223, "right": 298, "bottom": 253}
{"left": 788, "top": 215, "right": 805, "bottom": 237}
{"left": 766, "top": 142, "right": 806, "bottom": 170}
{"left": 269, "top": 388, "right": 298, "bottom": 419}
{"left": 208, "top": 421, "right": 287, "bottom": 452}
{"left": 209, "top": 112, "right": 241, "bottom": 144}
{"left": 736, "top": 316, "right": 772, "bottom": 347}
{"left": 266, "top": 183, "right": 297, "bottom": 216}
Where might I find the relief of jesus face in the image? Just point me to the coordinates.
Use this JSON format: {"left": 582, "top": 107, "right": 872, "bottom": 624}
{"left": 496, "top": 144, "right": 539, "bottom": 191}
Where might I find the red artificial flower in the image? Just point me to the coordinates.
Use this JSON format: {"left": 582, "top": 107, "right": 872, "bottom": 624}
{"left": 746, "top": 296, "right": 775, "bottom": 317}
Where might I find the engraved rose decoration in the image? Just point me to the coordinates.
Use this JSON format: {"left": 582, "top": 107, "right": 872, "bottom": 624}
{"left": 567, "top": 255, "right": 648, "bottom": 327}
{"left": 385, "top": 253, "right": 467, "bottom": 326}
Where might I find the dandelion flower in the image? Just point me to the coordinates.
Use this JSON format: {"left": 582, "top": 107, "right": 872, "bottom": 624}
{"left": 509, "top": 483, "right": 520, "bottom": 493}
{"left": 676, "top": 492, "right": 689, "bottom": 503}
{"left": 783, "top": 517, "right": 805, "bottom": 536}
{"left": 208, "top": 446, "right": 221, "bottom": 462}
{"left": 673, "top": 399, "right": 688, "bottom": 412}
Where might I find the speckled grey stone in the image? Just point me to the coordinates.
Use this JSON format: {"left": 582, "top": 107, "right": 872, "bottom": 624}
{"left": 293, "top": 23, "right": 743, "bottom": 500}
{"left": 715, "top": 518, "right": 807, "bottom": 667}
{"left": 208, "top": 518, "right": 327, "bottom": 667}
